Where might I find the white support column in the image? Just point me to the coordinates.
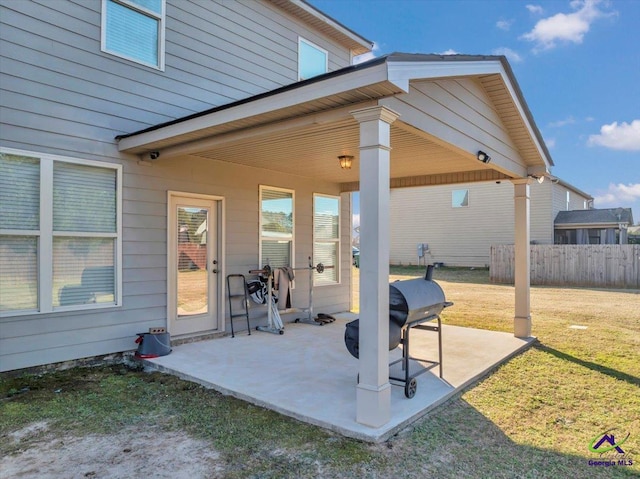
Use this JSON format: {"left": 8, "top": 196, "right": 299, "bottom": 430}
{"left": 351, "top": 105, "right": 400, "bottom": 427}
{"left": 512, "top": 179, "right": 532, "bottom": 338}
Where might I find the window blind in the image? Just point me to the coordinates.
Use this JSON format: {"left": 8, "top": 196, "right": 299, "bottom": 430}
{"left": 53, "top": 162, "right": 116, "bottom": 233}
{"left": 54, "top": 238, "right": 115, "bottom": 307}
{"left": 313, "top": 195, "right": 339, "bottom": 285}
{"left": 0, "top": 236, "right": 38, "bottom": 312}
{"left": 0, "top": 153, "right": 40, "bottom": 230}
{"left": 313, "top": 243, "right": 337, "bottom": 284}
{"left": 106, "top": 0, "right": 159, "bottom": 66}
{"left": 261, "top": 240, "right": 291, "bottom": 268}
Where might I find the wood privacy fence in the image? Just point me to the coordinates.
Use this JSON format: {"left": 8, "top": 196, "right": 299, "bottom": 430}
{"left": 490, "top": 245, "right": 640, "bottom": 288}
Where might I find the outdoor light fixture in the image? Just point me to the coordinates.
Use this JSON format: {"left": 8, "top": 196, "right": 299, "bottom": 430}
{"left": 477, "top": 150, "right": 491, "bottom": 163}
{"left": 528, "top": 174, "right": 545, "bottom": 184}
{"left": 338, "top": 155, "right": 353, "bottom": 170}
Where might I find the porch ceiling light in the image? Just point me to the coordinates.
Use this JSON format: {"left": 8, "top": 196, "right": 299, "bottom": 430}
{"left": 338, "top": 155, "right": 354, "bottom": 170}
{"left": 477, "top": 150, "right": 491, "bottom": 163}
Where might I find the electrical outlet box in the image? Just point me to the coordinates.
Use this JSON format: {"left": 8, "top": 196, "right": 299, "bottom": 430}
{"left": 149, "top": 327, "right": 166, "bottom": 335}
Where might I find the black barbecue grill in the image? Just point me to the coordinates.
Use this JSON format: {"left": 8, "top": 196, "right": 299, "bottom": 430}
{"left": 344, "top": 265, "right": 453, "bottom": 398}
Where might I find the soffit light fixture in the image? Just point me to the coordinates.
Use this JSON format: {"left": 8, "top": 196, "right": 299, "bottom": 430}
{"left": 338, "top": 155, "right": 354, "bottom": 170}
{"left": 528, "top": 174, "right": 545, "bottom": 184}
{"left": 477, "top": 150, "right": 491, "bottom": 163}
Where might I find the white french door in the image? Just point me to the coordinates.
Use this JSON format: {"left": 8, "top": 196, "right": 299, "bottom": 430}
{"left": 168, "top": 193, "right": 222, "bottom": 336}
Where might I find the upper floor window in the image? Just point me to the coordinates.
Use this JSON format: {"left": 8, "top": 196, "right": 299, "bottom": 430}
{"left": 452, "top": 189, "right": 469, "bottom": 208}
{"left": 298, "top": 38, "right": 328, "bottom": 80}
{"left": 260, "top": 186, "right": 294, "bottom": 268}
{"left": 313, "top": 194, "right": 340, "bottom": 285}
{"left": 0, "top": 148, "right": 122, "bottom": 317}
{"left": 102, "top": 0, "right": 165, "bottom": 70}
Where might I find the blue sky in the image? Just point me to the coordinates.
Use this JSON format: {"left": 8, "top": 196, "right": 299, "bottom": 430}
{"left": 309, "top": 0, "right": 640, "bottom": 223}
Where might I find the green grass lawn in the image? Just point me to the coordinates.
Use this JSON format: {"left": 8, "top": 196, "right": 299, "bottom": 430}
{"left": 2, "top": 267, "right": 639, "bottom": 478}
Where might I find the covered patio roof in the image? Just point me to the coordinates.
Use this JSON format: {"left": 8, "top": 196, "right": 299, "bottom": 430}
{"left": 118, "top": 53, "right": 549, "bottom": 430}
{"left": 117, "top": 53, "right": 553, "bottom": 190}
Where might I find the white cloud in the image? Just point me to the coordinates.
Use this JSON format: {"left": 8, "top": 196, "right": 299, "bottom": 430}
{"left": 526, "top": 4, "right": 544, "bottom": 15}
{"left": 588, "top": 120, "right": 640, "bottom": 151}
{"left": 546, "top": 138, "right": 556, "bottom": 148}
{"left": 492, "top": 47, "right": 523, "bottom": 63}
{"left": 352, "top": 213, "right": 360, "bottom": 229}
{"left": 353, "top": 42, "right": 380, "bottom": 64}
{"left": 585, "top": 116, "right": 595, "bottom": 122}
{"left": 594, "top": 183, "right": 640, "bottom": 207}
{"left": 521, "top": 0, "right": 615, "bottom": 52}
{"left": 548, "top": 116, "right": 576, "bottom": 127}
{"left": 440, "top": 49, "right": 459, "bottom": 55}
{"left": 496, "top": 19, "right": 513, "bottom": 31}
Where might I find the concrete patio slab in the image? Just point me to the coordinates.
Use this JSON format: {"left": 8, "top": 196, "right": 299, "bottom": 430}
{"left": 142, "top": 314, "right": 535, "bottom": 442}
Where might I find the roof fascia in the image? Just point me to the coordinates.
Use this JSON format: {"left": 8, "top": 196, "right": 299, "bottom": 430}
{"left": 556, "top": 178, "right": 593, "bottom": 200}
{"left": 290, "top": 0, "right": 373, "bottom": 53}
{"left": 117, "top": 61, "right": 395, "bottom": 152}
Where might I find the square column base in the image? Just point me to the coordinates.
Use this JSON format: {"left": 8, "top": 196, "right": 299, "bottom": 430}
{"left": 356, "top": 382, "right": 391, "bottom": 427}
{"left": 514, "top": 315, "right": 532, "bottom": 338}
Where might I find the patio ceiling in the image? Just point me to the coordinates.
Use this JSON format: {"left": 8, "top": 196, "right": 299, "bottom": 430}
{"left": 117, "top": 54, "right": 551, "bottom": 190}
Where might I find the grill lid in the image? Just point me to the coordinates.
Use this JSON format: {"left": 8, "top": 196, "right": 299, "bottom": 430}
{"left": 390, "top": 278, "right": 446, "bottom": 326}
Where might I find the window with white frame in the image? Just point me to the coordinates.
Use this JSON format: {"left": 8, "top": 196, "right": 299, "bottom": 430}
{"left": 102, "top": 0, "right": 165, "bottom": 69}
{"left": 452, "top": 189, "right": 469, "bottom": 208}
{"left": 298, "top": 37, "right": 328, "bottom": 80}
{"left": 0, "top": 149, "right": 121, "bottom": 316}
{"left": 313, "top": 194, "right": 340, "bottom": 285}
{"left": 260, "top": 187, "right": 294, "bottom": 268}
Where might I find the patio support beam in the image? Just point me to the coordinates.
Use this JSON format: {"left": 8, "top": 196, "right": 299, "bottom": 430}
{"left": 512, "top": 178, "right": 532, "bottom": 338}
{"left": 351, "top": 105, "right": 400, "bottom": 427}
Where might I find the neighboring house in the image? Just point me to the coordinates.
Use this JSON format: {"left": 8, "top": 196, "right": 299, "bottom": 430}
{"left": 1, "top": 0, "right": 553, "bottom": 427}
{"left": 389, "top": 178, "right": 592, "bottom": 267}
{"left": 554, "top": 208, "right": 634, "bottom": 244}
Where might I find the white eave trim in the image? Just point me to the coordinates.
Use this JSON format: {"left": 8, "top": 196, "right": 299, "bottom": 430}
{"left": 388, "top": 59, "right": 552, "bottom": 171}
{"left": 555, "top": 222, "right": 628, "bottom": 229}
{"left": 118, "top": 62, "right": 396, "bottom": 152}
{"left": 286, "top": 0, "right": 373, "bottom": 53}
{"left": 118, "top": 56, "right": 551, "bottom": 174}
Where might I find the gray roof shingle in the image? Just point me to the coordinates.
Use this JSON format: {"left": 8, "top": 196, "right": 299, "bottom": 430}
{"left": 555, "top": 208, "right": 634, "bottom": 226}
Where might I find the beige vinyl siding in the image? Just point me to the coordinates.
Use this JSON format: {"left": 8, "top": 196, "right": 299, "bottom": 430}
{"left": 381, "top": 78, "right": 526, "bottom": 176}
{"left": 1, "top": 156, "right": 351, "bottom": 371}
{"left": 0, "top": 0, "right": 355, "bottom": 371}
{"left": 530, "top": 181, "right": 554, "bottom": 244}
{"left": 0, "top": 0, "right": 354, "bottom": 158}
{"left": 551, "top": 183, "right": 590, "bottom": 220}
{"left": 389, "top": 181, "right": 556, "bottom": 267}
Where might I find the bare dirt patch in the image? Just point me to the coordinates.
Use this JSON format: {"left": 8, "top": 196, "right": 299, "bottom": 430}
{"left": 2, "top": 427, "right": 223, "bottom": 479}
